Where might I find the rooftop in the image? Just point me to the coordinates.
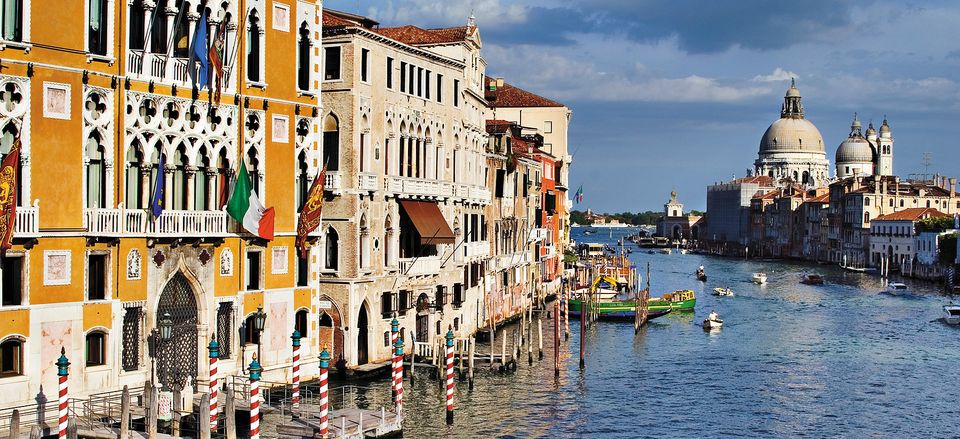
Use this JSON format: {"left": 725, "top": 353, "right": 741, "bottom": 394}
{"left": 873, "top": 208, "right": 950, "bottom": 222}
{"left": 375, "top": 25, "right": 472, "bottom": 46}
{"left": 485, "top": 77, "right": 565, "bottom": 108}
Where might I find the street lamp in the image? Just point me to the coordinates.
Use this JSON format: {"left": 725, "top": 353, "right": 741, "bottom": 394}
{"left": 253, "top": 305, "right": 267, "bottom": 359}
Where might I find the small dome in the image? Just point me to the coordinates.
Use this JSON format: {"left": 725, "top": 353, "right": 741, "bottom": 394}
{"left": 865, "top": 122, "right": 876, "bottom": 137}
{"left": 759, "top": 118, "right": 825, "bottom": 154}
{"left": 836, "top": 137, "right": 874, "bottom": 164}
{"left": 880, "top": 118, "right": 891, "bottom": 134}
{"left": 785, "top": 84, "right": 801, "bottom": 98}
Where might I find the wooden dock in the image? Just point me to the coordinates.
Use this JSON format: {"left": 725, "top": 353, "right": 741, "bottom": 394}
{"left": 274, "top": 408, "right": 401, "bottom": 439}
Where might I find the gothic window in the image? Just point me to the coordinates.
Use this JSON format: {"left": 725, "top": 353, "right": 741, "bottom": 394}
{"left": 247, "top": 147, "right": 261, "bottom": 197}
{"left": 297, "top": 22, "right": 310, "bottom": 91}
{"left": 294, "top": 309, "right": 308, "bottom": 337}
{"left": 243, "top": 314, "right": 260, "bottom": 345}
{"left": 322, "top": 114, "right": 340, "bottom": 171}
{"left": 324, "top": 227, "right": 339, "bottom": 271}
{"left": 195, "top": 147, "right": 212, "bottom": 210}
{"left": 216, "top": 148, "right": 230, "bottom": 209}
{"left": 128, "top": 0, "right": 145, "bottom": 50}
{"left": 359, "top": 214, "right": 370, "bottom": 270}
{"left": 0, "top": 122, "right": 22, "bottom": 206}
{"left": 296, "top": 150, "right": 309, "bottom": 212}
{"left": 125, "top": 142, "right": 144, "bottom": 208}
{"left": 246, "top": 10, "right": 261, "bottom": 82}
{"left": 121, "top": 306, "right": 141, "bottom": 371}
{"left": 85, "top": 132, "right": 107, "bottom": 208}
{"left": 86, "top": 330, "right": 107, "bottom": 366}
{"left": 172, "top": 1, "right": 189, "bottom": 58}
{"left": 1, "top": 0, "right": 23, "bottom": 42}
{"left": 172, "top": 145, "right": 189, "bottom": 210}
{"left": 149, "top": 0, "right": 168, "bottom": 54}
{"left": 384, "top": 216, "right": 395, "bottom": 268}
{"left": 88, "top": 0, "right": 109, "bottom": 55}
{"left": 296, "top": 252, "right": 308, "bottom": 287}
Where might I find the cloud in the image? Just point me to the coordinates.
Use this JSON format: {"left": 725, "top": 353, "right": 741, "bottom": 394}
{"left": 752, "top": 68, "right": 799, "bottom": 82}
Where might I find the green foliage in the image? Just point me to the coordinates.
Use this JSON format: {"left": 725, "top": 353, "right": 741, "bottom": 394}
{"left": 917, "top": 216, "right": 955, "bottom": 233}
{"left": 570, "top": 210, "right": 590, "bottom": 225}
{"left": 939, "top": 233, "right": 958, "bottom": 265}
{"left": 563, "top": 248, "right": 579, "bottom": 264}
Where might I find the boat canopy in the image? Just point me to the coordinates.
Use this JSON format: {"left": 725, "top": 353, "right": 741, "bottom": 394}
{"left": 591, "top": 275, "right": 620, "bottom": 292}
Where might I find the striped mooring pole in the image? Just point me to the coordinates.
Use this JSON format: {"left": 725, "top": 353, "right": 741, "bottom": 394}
{"left": 291, "top": 330, "right": 302, "bottom": 413}
{"left": 208, "top": 337, "right": 219, "bottom": 431}
{"left": 319, "top": 347, "right": 331, "bottom": 438}
{"left": 390, "top": 318, "right": 399, "bottom": 402}
{"left": 56, "top": 347, "right": 70, "bottom": 439}
{"left": 248, "top": 355, "right": 263, "bottom": 439}
{"left": 394, "top": 336, "right": 404, "bottom": 416}
{"left": 445, "top": 328, "right": 455, "bottom": 425}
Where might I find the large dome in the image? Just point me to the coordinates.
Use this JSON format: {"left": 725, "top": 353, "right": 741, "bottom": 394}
{"left": 759, "top": 118, "right": 825, "bottom": 154}
{"left": 836, "top": 137, "right": 874, "bottom": 163}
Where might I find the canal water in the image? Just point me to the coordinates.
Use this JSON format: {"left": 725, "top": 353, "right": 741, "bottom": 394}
{"left": 345, "top": 227, "right": 960, "bottom": 437}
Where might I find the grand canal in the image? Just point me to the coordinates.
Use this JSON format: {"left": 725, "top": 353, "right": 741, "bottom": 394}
{"left": 340, "top": 227, "right": 960, "bottom": 437}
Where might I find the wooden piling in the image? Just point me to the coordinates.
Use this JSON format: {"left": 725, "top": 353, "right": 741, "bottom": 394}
{"left": 144, "top": 381, "right": 157, "bottom": 439}
{"left": 528, "top": 297, "right": 534, "bottom": 365}
{"left": 579, "top": 295, "right": 586, "bottom": 369}
{"left": 9, "top": 409, "right": 19, "bottom": 439}
{"left": 554, "top": 300, "right": 560, "bottom": 377}
{"left": 489, "top": 325, "right": 495, "bottom": 365}
{"left": 199, "top": 393, "right": 211, "bottom": 439}
{"left": 171, "top": 389, "right": 182, "bottom": 437}
{"left": 120, "top": 385, "right": 130, "bottom": 439}
{"left": 225, "top": 384, "right": 236, "bottom": 439}
{"left": 409, "top": 330, "right": 417, "bottom": 385}
{"left": 537, "top": 317, "right": 544, "bottom": 360}
{"left": 28, "top": 426, "right": 40, "bottom": 439}
{"left": 66, "top": 416, "right": 77, "bottom": 439}
{"left": 500, "top": 331, "right": 506, "bottom": 371}
{"left": 468, "top": 339, "right": 475, "bottom": 390}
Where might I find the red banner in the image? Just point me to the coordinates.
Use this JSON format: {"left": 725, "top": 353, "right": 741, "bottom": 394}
{"left": 296, "top": 165, "right": 327, "bottom": 259}
{"left": 0, "top": 136, "right": 21, "bottom": 256}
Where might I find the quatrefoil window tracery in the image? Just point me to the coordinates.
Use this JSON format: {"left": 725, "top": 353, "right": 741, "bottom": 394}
{"left": 0, "top": 82, "right": 24, "bottom": 115}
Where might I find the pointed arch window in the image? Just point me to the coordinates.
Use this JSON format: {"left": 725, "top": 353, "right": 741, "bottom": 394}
{"left": 85, "top": 132, "right": 107, "bottom": 208}
{"left": 128, "top": 0, "right": 145, "bottom": 50}
{"left": 195, "top": 147, "right": 212, "bottom": 210}
{"left": 359, "top": 215, "right": 370, "bottom": 270}
{"left": 125, "top": 142, "right": 144, "bottom": 208}
{"left": 297, "top": 22, "right": 311, "bottom": 91}
{"left": 85, "top": 331, "right": 107, "bottom": 366}
{"left": 216, "top": 149, "right": 230, "bottom": 209}
{"left": 149, "top": 0, "right": 168, "bottom": 54}
{"left": 0, "top": 338, "right": 23, "bottom": 377}
{"left": 0, "top": 123, "right": 23, "bottom": 206}
{"left": 247, "top": 147, "right": 261, "bottom": 198}
{"left": 322, "top": 114, "right": 340, "bottom": 171}
{"left": 296, "top": 150, "right": 309, "bottom": 212}
{"left": 172, "top": 145, "right": 189, "bottom": 210}
{"left": 324, "top": 227, "right": 339, "bottom": 271}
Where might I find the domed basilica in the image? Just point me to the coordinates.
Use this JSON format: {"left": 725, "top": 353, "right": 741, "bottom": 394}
{"left": 753, "top": 79, "right": 894, "bottom": 187}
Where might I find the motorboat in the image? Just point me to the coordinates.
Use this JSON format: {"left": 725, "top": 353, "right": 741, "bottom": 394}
{"left": 801, "top": 273, "right": 824, "bottom": 285}
{"left": 696, "top": 267, "right": 707, "bottom": 281}
{"left": 882, "top": 282, "right": 908, "bottom": 295}
{"left": 702, "top": 311, "right": 723, "bottom": 330}
{"left": 680, "top": 249, "right": 689, "bottom": 255}
{"left": 660, "top": 248, "right": 672, "bottom": 255}
{"left": 943, "top": 303, "right": 960, "bottom": 325}
{"left": 752, "top": 272, "right": 767, "bottom": 284}
{"left": 712, "top": 287, "right": 734, "bottom": 297}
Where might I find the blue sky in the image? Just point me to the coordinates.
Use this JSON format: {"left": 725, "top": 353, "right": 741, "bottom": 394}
{"left": 329, "top": 0, "right": 960, "bottom": 212}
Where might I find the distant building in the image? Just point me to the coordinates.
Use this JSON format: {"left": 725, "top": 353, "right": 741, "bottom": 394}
{"left": 656, "top": 191, "right": 703, "bottom": 241}
{"left": 705, "top": 176, "right": 774, "bottom": 246}
{"left": 835, "top": 114, "right": 895, "bottom": 178}
{"left": 754, "top": 80, "right": 830, "bottom": 188}
{"left": 869, "top": 208, "right": 950, "bottom": 273}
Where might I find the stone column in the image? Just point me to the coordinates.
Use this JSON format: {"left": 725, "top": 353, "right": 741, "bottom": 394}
{"left": 164, "top": 165, "right": 175, "bottom": 212}
{"left": 184, "top": 166, "right": 197, "bottom": 211}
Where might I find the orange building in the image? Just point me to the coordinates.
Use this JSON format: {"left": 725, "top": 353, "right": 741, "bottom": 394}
{"left": 0, "top": 0, "right": 329, "bottom": 410}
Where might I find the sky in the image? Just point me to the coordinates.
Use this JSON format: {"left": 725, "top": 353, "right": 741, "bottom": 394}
{"left": 328, "top": 0, "right": 960, "bottom": 212}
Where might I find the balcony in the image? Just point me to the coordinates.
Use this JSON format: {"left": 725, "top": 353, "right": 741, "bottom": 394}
{"left": 12, "top": 201, "right": 39, "bottom": 238}
{"left": 127, "top": 50, "right": 231, "bottom": 90}
{"left": 325, "top": 171, "right": 343, "bottom": 193}
{"left": 531, "top": 228, "right": 549, "bottom": 242}
{"left": 399, "top": 256, "right": 443, "bottom": 277}
{"left": 358, "top": 172, "right": 379, "bottom": 192}
{"left": 386, "top": 176, "right": 443, "bottom": 199}
{"left": 458, "top": 241, "right": 490, "bottom": 262}
{"left": 85, "top": 206, "right": 230, "bottom": 237}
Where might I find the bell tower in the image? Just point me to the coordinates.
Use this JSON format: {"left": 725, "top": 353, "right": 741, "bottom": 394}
{"left": 876, "top": 117, "right": 894, "bottom": 176}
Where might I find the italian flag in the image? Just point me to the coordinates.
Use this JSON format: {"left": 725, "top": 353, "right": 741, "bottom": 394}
{"left": 226, "top": 161, "right": 275, "bottom": 240}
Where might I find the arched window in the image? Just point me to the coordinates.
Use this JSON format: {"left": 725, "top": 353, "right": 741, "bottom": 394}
{"left": 297, "top": 22, "right": 310, "bottom": 91}
{"left": 385, "top": 216, "right": 395, "bottom": 267}
{"left": 85, "top": 132, "right": 107, "bottom": 208}
{"left": 294, "top": 309, "right": 308, "bottom": 337}
{"left": 296, "top": 150, "right": 309, "bottom": 212}
{"left": 85, "top": 331, "right": 107, "bottom": 366}
{"left": 172, "top": 145, "right": 189, "bottom": 210}
{"left": 172, "top": 1, "right": 190, "bottom": 58}
{"left": 359, "top": 214, "right": 370, "bottom": 270}
{"left": 216, "top": 149, "right": 230, "bottom": 209}
{"left": 247, "top": 147, "right": 261, "bottom": 197}
{"left": 243, "top": 314, "right": 261, "bottom": 346}
{"left": 318, "top": 312, "right": 333, "bottom": 328}
{"left": 802, "top": 171, "right": 810, "bottom": 184}
{"left": 125, "top": 142, "right": 144, "bottom": 208}
{"left": 149, "top": 0, "right": 168, "bottom": 54}
{"left": 324, "top": 227, "right": 339, "bottom": 270}
{"left": 864, "top": 212, "right": 870, "bottom": 224}
{"left": 0, "top": 123, "right": 23, "bottom": 206}
{"left": 322, "top": 114, "right": 340, "bottom": 171}
{"left": 0, "top": 338, "right": 23, "bottom": 377}
{"left": 195, "top": 147, "right": 212, "bottom": 210}
{"left": 246, "top": 10, "right": 261, "bottom": 82}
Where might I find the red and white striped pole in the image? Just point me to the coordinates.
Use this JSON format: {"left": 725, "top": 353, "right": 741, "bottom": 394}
{"left": 390, "top": 318, "right": 399, "bottom": 403}
{"left": 444, "top": 327, "right": 454, "bottom": 425}
{"left": 290, "top": 330, "right": 302, "bottom": 413}
{"left": 208, "top": 338, "right": 220, "bottom": 431}
{"left": 394, "top": 336, "right": 404, "bottom": 416}
{"left": 55, "top": 348, "right": 70, "bottom": 439}
{"left": 318, "top": 347, "right": 331, "bottom": 438}
{"left": 248, "top": 355, "right": 263, "bottom": 439}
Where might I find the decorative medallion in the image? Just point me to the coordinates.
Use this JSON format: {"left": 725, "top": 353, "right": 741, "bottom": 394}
{"left": 153, "top": 250, "right": 165, "bottom": 267}
{"left": 198, "top": 249, "right": 211, "bottom": 266}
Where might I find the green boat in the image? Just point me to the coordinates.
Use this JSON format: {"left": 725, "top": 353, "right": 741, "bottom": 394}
{"left": 648, "top": 289, "right": 697, "bottom": 312}
{"left": 568, "top": 289, "right": 696, "bottom": 316}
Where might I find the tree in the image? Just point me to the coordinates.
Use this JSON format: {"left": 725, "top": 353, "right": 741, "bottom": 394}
{"left": 939, "top": 233, "right": 958, "bottom": 265}
{"left": 917, "top": 216, "right": 955, "bottom": 233}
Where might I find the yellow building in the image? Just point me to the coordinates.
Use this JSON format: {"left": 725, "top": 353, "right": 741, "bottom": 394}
{"left": 0, "top": 0, "right": 327, "bottom": 409}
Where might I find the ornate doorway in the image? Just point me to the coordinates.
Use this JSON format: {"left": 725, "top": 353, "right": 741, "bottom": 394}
{"left": 155, "top": 272, "right": 199, "bottom": 391}
{"left": 357, "top": 304, "right": 369, "bottom": 365}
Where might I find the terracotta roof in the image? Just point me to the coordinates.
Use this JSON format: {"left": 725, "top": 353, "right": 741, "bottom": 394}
{"left": 322, "top": 10, "right": 378, "bottom": 29}
{"left": 485, "top": 120, "right": 513, "bottom": 135}
{"left": 485, "top": 77, "right": 565, "bottom": 108}
{"left": 873, "top": 208, "right": 950, "bottom": 222}
{"left": 806, "top": 193, "right": 830, "bottom": 203}
{"left": 375, "top": 25, "right": 471, "bottom": 45}
{"left": 733, "top": 175, "right": 775, "bottom": 186}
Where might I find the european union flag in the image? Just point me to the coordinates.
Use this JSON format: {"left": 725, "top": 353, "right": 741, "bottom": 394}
{"left": 189, "top": 12, "right": 209, "bottom": 89}
{"left": 150, "top": 151, "right": 165, "bottom": 218}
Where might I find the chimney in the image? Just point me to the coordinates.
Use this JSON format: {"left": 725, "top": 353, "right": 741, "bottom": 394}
{"left": 496, "top": 77, "right": 505, "bottom": 88}
{"left": 874, "top": 175, "right": 880, "bottom": 195}
{"left": 950, "top": 178, "right": 956, "bottom": 197}
{"left": 894, "top": 176, "right": 900, "bottom": 198}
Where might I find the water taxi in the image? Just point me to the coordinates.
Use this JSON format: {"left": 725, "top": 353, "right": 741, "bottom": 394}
{"left": 752, "top": 272, "right": 767, "bottom": 284}
{"left": 943, "top": 304, "right": 960, "bottom": 325}
{"left": 801, "top": 273, "right": 824, "bottom": 285}
{"left": 883, "top": 282, "right": 908, "bottom": 295}
{"left": 712, "top": 287, "right": 734, "bottom": 297}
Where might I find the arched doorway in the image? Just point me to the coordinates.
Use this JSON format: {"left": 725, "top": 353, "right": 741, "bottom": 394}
{"left": 357, "top": 303, "right": 369, "bottom": 365}
{"left": 156, "top": 272, "right": 199, "bottom": 391}
{"left": 415, "top": 293, "right": 430, "bottom": 343}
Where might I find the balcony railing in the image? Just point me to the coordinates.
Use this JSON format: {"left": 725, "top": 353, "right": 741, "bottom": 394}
{"left": 531, "top": 228, "right": 549, "bottom": 242}
{"left": 325, "top": 171, "right": 343, "bottom": 193}
{"left": 13, "top": 201, "right": 39, "bottom": 238}
{"left": 399, "top": 256, "right": 443, "bottom": 276}
{"left": 463, "top": 241, "right": 490, "bottom": 260}
{"left": 127, "top": 49, "right": 233, "bottom": 90}
{"left": 385, "top": 176, "right": 490, "bottom": 204}
{"left": 85, "top": 206, "right": 230, "bottom": 237}
{"left": 358, "top": 172, "right": 379, "bottom": 192}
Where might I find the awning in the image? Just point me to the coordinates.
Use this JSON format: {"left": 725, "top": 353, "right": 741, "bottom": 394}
{"left": 399, "top": 200, "right": 456, "bottom": 245}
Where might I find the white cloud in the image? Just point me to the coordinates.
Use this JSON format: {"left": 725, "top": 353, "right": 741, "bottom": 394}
{"left": 752, "top": 68, "right": 799, "bottom": 82}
